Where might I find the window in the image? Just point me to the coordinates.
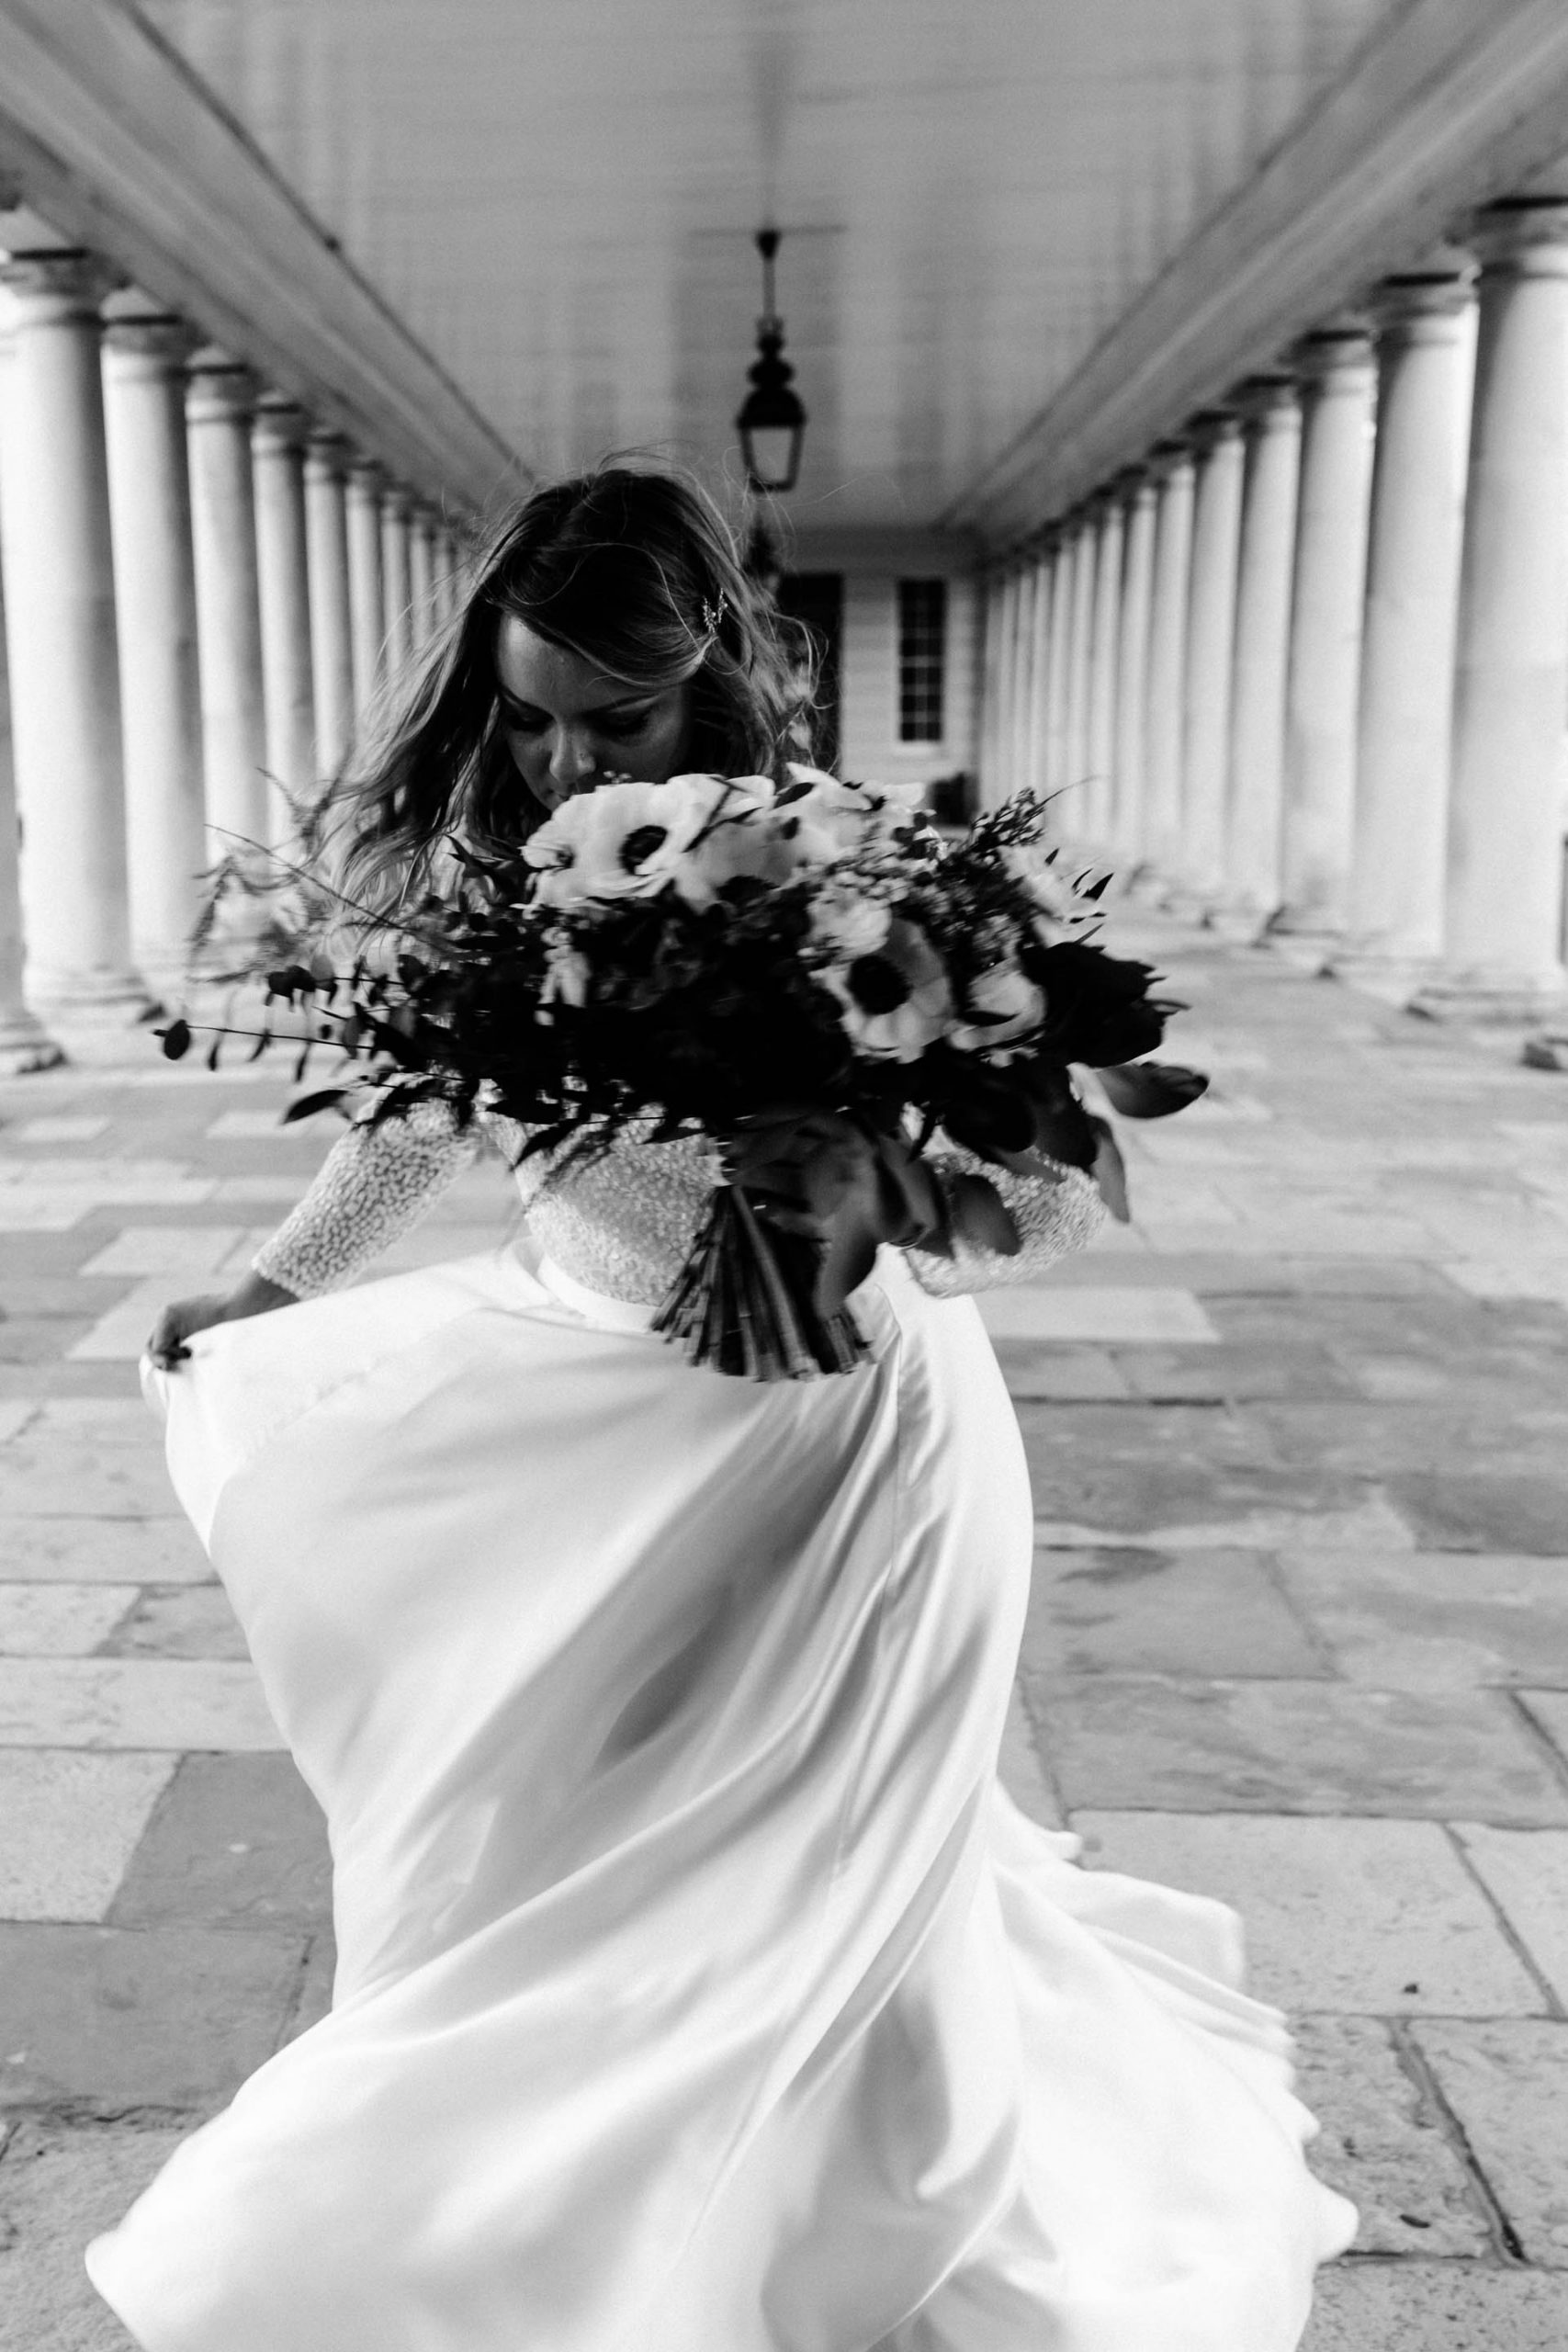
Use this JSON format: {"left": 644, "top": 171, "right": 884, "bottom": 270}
{"left": 897, "top": 578, "right": 947, "bottom": 743}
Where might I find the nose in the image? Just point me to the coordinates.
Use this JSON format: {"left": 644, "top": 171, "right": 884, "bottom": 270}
{"left": 548, "top": 727, "right": 599, "bottom": 790}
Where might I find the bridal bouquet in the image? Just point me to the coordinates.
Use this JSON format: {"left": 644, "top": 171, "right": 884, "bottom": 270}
{"left": 164, "top": 771, "right": 1206, "bottom": 1379}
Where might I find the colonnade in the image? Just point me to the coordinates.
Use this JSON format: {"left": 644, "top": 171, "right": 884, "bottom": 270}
{"left": 983, "top": 196, "right": 1568, "bottom": 1017}
{"left": 0, "top": 249, "right": 470, "bottom": 1061}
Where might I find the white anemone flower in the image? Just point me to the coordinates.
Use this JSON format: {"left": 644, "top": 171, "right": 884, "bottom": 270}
{"left": 663, "top": 775, "right": 798, "bottom": 909}
{"left": 822, "top": 916, "right": 953, "bottom": 1062}
{"left": 524, "top": 779, "right": 706, "bottom": 909}
{"left": 777, "top": 767, "right": 927, "bottom": 863}
{"left": 808, "top": 881, "right": 893, "bottom": 960}
{"left": 949, "top": 961, "right": 1046, "bottom": 1056}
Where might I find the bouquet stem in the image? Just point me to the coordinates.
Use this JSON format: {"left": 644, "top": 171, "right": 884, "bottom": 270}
{"left": 652, "top": 1183, "right": 873, "bottom": 1380}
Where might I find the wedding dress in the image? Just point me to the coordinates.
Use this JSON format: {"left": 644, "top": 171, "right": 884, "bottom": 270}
{"left": 86, "top": 1110, "right": 1354, "bottom": 2352}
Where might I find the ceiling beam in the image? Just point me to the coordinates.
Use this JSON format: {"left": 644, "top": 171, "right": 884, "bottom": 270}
{"left": 0, "top": 0, "right": 522, "bottom": 512}
{"left": 944, "top": 0, "right": 1568, "bottom": 546}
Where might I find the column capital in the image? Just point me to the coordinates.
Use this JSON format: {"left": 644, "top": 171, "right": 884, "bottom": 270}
{"left": 0, "top": 248, "right": 114, "bottom": 322}
{"left": 346, "top": 454, "right": 386, "bottom": 496}
{"left": 379, "top": 481, "right": 414, "bottom": 521}
{"left": 304, "top": 428, "right": 352, "bottom": 483}
{"left": 1371, "top": 268, "right": 1475, "bottom": 334}
{"left": 1232, "top": 373, "right": 1300, "bottom": 424}
{"left": 1110, "top": 461, "right": 1149, "bottom": 500}
{"left": 1289, "top": 324, "right": 1376, "bottom": 382}
{"left": 251, "top": 391, "right": 310, "bottom": 455}
{"left": 1467, "top": 196, "right": 1568, "bottom": 274}
{"left": 186, "top": 344, "right": 259, "bottom": 423}
{"left": 99, "top": 288, "right": 197, "bottom": 367}
{"left": 1186, "top": 406, "right": 1241, "bottom": 451}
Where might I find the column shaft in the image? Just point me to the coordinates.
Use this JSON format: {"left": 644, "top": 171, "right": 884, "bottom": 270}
{"left": 380, "top": 486, "right": 413, "bottom": 682}
{"left": 0, "top": 254, "right": 142, "bottom": 1011}
{"left": 1343, "top": 277, "right": 1476, "bottom": 978}
{"left": 305, "top": 434, "right": 355, "bottom": 778}
{"left": 101, "top": 304, "right": 208, "bottom": 991}
{"left": 1025, "top": 552, "right": 1054, "bottom": 798}
{"left": 252, "top": 395, "right": 315, "bottom": 835}
{"left": 345, "top": 459, "right": 386, "bottom": 718}
{"left": 1178, "top": 413, "right": 1245, "bottom": 901}
{"left": 408, "top": 509, "right": 435, "bottom": 650}
{"left": 1141, "top": 445, "right": 1194, "bottom": 878}
{"left": 1063, "top": 515, "right": 1097, "bottom": 830}
{"left": 1223, "top": 379, "right": 1303, "bottom": 925}
{"left": 1422, "top": 200, "right": 1568, "bottom": 1012}
{"left": 1112, "top": 474, "right": 1156, "bottom": 863}
{"left": 1085, "top": 497, "right": 1124, "bottom": 846}
{"left": 186, "top": 348, "right": 269, "bottom": 856}
{"left": 1041, "top": 536, "right": 1073, "bottom": 797}
{"left": 1276, "top": 331, "right": 1377, "bottom": 938}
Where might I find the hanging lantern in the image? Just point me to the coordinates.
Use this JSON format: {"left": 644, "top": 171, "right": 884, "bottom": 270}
{"left": 736, "top": 228, "right": 807, "bottom": 493}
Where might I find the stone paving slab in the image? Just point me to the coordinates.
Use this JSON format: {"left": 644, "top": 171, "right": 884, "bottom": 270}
{"left": 108, "top": 1754, "right": 332, "bottom": 1929}
{"left": 0, "top": 2117, "right": 187, "bottom": 2351}
{"left": 0, "top": 1658, "right": 283, "bottom": 1749}
{"left": 1305, "top": 2259, "right": 1568, "bottom": 2351}
{"left": 0, "top": 1752, "right": 176, "bottom": 1922}
{"left": 1070, "top": 1813, "right": 1546, "bottom": 2015}
{"left": 0, "top": 1921, "right": 306, "bottom": 2104}
{"left": 1292, "top": 2017, "right": 1491, "bottom": 2257}
{"left": 1023, "top": 1545, "right": 1328, "bottom": 1679}
{"left": 1517, "top": 1690, "right": 1568, "bottom": 1777}
{"left": 1031, "top": 1677, "right": 1568, "bottom": 1822}
{"left": 975, "top": 1285, "right": 1220, "bottom": 1342}
{"left": 98, "top": 1585, "right": 249, "bottom": 1661}
{"left": 1410, "top": 2021, "right": 1568, "bottom": 2268}
{"left": 1274, "top": 1551, "right": 1568, "bottom": 1689}
{"left": 1450, "top": 1826, "right": 1568, "bottom": 2007}
{"left": 0, "top": 1584, "right": 139, "bottom": 1655}
{"left": 0, "top": 1517, "right": 210, "bottom": 1584}
{"left": 0, "top": 1442, "right": 177, "bottom": 1519}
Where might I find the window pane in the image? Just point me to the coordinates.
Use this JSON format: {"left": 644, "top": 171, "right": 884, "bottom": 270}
{"left": 897, "top": 578, "right": 947, "bottom": 743}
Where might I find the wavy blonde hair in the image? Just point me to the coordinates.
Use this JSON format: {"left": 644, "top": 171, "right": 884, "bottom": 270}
{"left": 323, "top": 462, "right": 816, "bottom": 918}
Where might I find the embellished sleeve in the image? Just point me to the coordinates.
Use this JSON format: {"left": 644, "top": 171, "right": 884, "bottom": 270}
{"left": 902, "top": 1148, "right": 1106, "bottom": 1298}
{"left": 250, "top": 1099, "right": 483, "bottom": 1300}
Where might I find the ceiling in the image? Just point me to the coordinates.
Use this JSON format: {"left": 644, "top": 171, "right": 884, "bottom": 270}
{"left": 123, "top": 0, "right": 1419, "bottom": 538}
{"left": 2, "top": 2, "right": 1563, "bottom": 544}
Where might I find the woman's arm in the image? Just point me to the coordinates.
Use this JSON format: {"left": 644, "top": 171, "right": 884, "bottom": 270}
{"left": 148, "top": 1101, "right": 483, "bottom": 1367}
{"left": 901, "top": 1146, "right": 1106, "bottom": 1297}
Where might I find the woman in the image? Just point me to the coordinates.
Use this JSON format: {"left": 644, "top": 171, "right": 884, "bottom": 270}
{"left": 89, "top": 466, "right": 1353, "bottom": 2351}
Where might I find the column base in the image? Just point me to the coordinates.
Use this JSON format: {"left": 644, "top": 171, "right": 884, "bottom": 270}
{"left": 1328, "top": 948, "right": 1442, "bottom": 1006}
{"left": 0, "top": 1005, "right": 66, "bottom": 1073}
{"left": 28, "top": 972, "right": 157, "bottom": 1023}
{"left": 1203, "top": 898, "right": 1278, "bottom": 947}
{"left": 1406, "top": 969, "right": 1568, "bottom": 1025}
{"left": 1522, "top": 1032, "right": 1568, "bottom": 1071}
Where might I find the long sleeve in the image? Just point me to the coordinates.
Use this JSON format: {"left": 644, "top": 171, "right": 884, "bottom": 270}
{"left": 251, "top": 1099, "right": 484, "bottom": 1299}
{"left": 902, "top": 1148, "right": 1105, "bottom": 1298}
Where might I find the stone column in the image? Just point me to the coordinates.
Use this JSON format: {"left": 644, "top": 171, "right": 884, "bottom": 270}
{"left": 1416, "top": 199, "right": 1568, "bottom": 1016}
{"left": 1025, "top": 548, "right": 1054, "bottom": 798}
{"left": 1141, "top": 441, "right": 1195, "bottom": 881}
{"left": 1274, "top": 328, "right": 1378, "bottom": 944}
{"left": 1339, "top": 275, "right": 1476, "bottom": 986}
{"left": 1221, "top": 377, "right": 1302, "bottom": 930}
{"left": 100, "top": 298, "right": 208, "bottom": 995}
{"left": 380, "top": 483, "right": 414, "bottom": 683}
{"left": 186, "top": 346, "right": 269, "bottom": 859}
{"left": 345, "top": 457, "right": 386, "bottom": 718}
{"left": 0, "top": 333, "right": 63, "bottom": 1064}
{"left": 252, "top": 393, "right": 315, "bottom": 835}
{"left": 1041, "top": 532, "right": 1073, "bottom": 797}
{"left": 408, "top": 506, "right": 436, "bottom": 650}
{"left": 1177, "top": 411, "right": 1245, "bottom": 904}
{"left": 1112, "top": 469, "right": 1157, "bottom": 863}
{"left": 0, "top": 254, "right": 143, "bottom": 1013}
{"left": 1010, "top": 563, "right": 1038, "bottom": 797}
{"left": 304, "top": 432, "right": 355, "bottom": 779}
{"left": 1062, "top": 510, "right": 1098, "bottom": 833}
{"left": 1084, "top": 495, "right": 1124, "bottom": 848}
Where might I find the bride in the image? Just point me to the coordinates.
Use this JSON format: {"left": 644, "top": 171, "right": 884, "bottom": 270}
{"left": 89, "top": 464, "right": 1353, "bottom": 2351}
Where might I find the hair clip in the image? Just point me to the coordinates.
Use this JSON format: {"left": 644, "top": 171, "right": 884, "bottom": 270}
{"left": 700, "top": 592, "right": 728, "bottom": 640}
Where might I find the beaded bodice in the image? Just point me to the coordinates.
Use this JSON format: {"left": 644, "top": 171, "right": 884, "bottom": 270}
{"left": 251, "top": 1100, "right": 1105, "bottom": 1307}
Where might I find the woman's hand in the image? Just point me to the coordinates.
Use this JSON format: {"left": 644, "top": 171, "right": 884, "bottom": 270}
{"left": 146, "top": 1272, "right": 299, "bottom": 1371}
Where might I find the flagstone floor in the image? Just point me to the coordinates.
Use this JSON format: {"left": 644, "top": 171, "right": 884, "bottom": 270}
{"left": 1, "top": 910, "right": 1567, "bottom": 2347}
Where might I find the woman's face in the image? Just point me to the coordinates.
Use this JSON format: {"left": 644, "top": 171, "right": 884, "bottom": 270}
{"left": 494, "top": 617, "right": 694, "bottom": 814}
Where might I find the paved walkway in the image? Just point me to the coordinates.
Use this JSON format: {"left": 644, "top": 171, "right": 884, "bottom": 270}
{"left": 1, "top": 911, "right": 1566, "bottom": 2348}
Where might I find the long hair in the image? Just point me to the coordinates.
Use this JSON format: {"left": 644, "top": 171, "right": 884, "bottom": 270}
{"left": 327, "top": 463, "right": 816, "bottom": 916}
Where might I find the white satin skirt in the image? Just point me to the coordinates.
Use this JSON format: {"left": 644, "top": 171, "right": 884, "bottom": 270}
{"left": 86, "top": 1244, "right": 1354, "bottom": 2351}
